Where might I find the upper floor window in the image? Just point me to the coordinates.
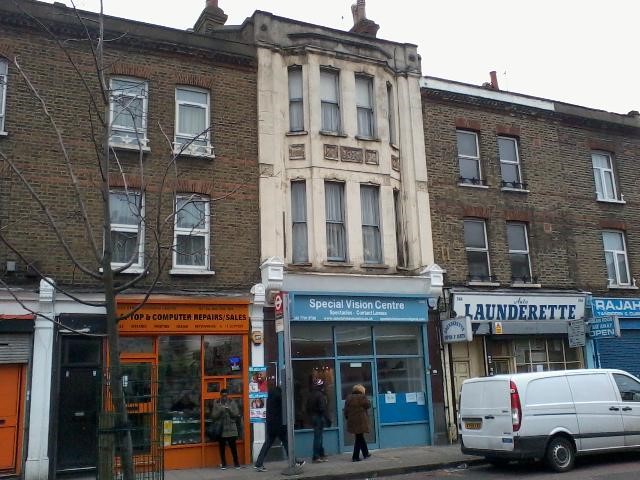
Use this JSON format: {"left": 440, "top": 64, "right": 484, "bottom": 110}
{"left": 325, "top": 181, "right": 346, "bottom": 262}
{"left": 387, "top": 83, "right": 396, "bottom": 145}
{"left": 393, "top": 189, "right": 407, "bottom": 268}
{"left": 110, "top": 77, "right": 149, "bottom": 149}
{"left": 507, "top": 222, "right": 532, "bottom": 283}
{"left": 109, "top": 191, "right": 144, "bottom": 269}
{"left": 456, "top": 130, "right": 482, "bottom": 185}
{"left": 320, "top": 68, "right": 340, "bottom": 134}
{"left": 291, "top": 181, "right": 308, "bottom": 263}
{"left": 361, "top": 184, "right": 382, "bottom": 264}
{"left": 464, "top": 219, "right": 491, "bottom": 281}
{"left": 0, "top": 59, "right": 7, "bottom": 134}
{"left": 592, "top": 151, "right": 619, "bottom": 201}
{"left": 602, "top": 230, "right": 630, "bottom": 286}
{"left": 174, "top": 195, "right": 210, "bottom": 270}
{"left": 174, "top": 86, "right": 212, "bottom": 157}
{"left": 288, "top": 66, "right": 304, "bottom": 132}
{"left": 498, "top": 137, "right": 524, "bottom": 189}
{"left": 355, "top": 75, "right": 374, "bottom": 138}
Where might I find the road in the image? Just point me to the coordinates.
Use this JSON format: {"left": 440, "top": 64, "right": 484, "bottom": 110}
{"left": 377, "top": 452, "right": 640, "bottom": 479}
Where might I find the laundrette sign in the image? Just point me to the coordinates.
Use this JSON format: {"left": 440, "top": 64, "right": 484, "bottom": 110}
{"left": 290, "top": 294, "right": 427, "bottom": 322}
{"left": 453, "top": 293, "right": 585, "bottom": 321}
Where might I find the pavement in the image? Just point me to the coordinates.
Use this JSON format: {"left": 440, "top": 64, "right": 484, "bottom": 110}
{"left": 163, "top": 444, "right": 482, "bottom": 480}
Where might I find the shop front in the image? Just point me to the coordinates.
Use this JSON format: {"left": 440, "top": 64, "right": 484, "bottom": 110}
{"left": 116, "top": 296, "right": 251, "bottom": 470}
{"left": 285, "top": 291, "right": 434, "bottom": 454}
{"left": 591, "top": 297, "right": 640, "bottom": 378}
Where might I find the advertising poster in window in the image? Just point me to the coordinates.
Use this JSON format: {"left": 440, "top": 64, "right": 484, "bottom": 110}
{"left": 249, "top": 366, "right": 268, "bottom": 423}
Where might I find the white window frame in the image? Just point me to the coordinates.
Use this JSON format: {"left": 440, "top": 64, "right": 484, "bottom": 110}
{"left": 387, "top": 82, "right": 396, "bottom": 145}
{"left": 592, "top": 151, "right": 619, "bottom": 201}
{"left": 320, "top": 68, "right": 341, "bottom": 134}
{"left": 0, "top": 59, "right": 7, "bottom": 135}
{"left": 464, "top": 219, "right": 492, "bottom": 281}
{"left": 288, "top": 66, "right": 304, "bottom": 133}
{"left": 173, "top": 86, "right": 213, "bottom": 158}
{"left": 360, "top": 184, "right": 382, "bottom": 264}
{"left": 355, "top": 74, "right": 375, "bottom": 138}
{"left": 507, "top": 222, "right": 532, "bottom": 283}
{"left": 602, "top": 230, "right": 631, "bottom": 287}
{"left": 456, "top": 130, "right": 483, "bottom": 185}
{"left": 498, "top": 136, "right": 523, "bottom": 189}
{"left": 291, "top": 180, "right": 309, "bottom": 264}
{"left": 109, "top": 76, "right": 149, "bottom": 150}
{"left": 325, "top": 181, "right": 347, "bottom": 262}
{"left": 172, "top": 195, "right": 211, "bottom": 272}
{"left": 109, "top": 191, "right": 145, "bottom": 272}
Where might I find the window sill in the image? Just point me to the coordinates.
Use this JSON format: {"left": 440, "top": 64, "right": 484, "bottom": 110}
{"left": 289, "top": 262, "right": 312, "bottom": 267}
{"left": 355, "top": 135, "right": 380, "bottom": 142}
{"left": 467, "top": 281, "right": 500, "bottom": 287}
{"left": 319, "top": 131, "right": 347, "bottom": 138}
{"left": 286, "top": 130, "right": 308, "bottom": 136}
{"left": 510, "top": 283, "right": 542, "bottom": 288}
{"left": 173, "top": 150, "right": 215, "bottom": 159}
{"left": 360, "top": 263, "right": 389, "bottom": 269}
{"left": 109, "top": 142, "right": 151, "bottom": 153}
{"left": 458, "top": 183, "right": 489, "bottom": 189}
{"left": 597, "top": 198, "right": 626, "bottom": 205}
{"left": 100, "top": 266, "right": 146, "bottom": 274}
{"left": 170, "top": 268, "right": 215, "bottom": 276}
{"left": 501, "top": 187, "right": 530, "bottom": 194}
{"left": 323, "top": 261, "right": 353, "bottom": 267}
{"left": 0, "top": 131, "right": 7, "bottom": 137}
{"left": 608, "top": 284, "right": 638, "bottom": 290}
{"left": 390, "top": 143, "right": 400, "bottom": 151}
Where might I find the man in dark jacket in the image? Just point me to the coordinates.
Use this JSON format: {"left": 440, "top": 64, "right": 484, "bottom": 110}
{"left": 254, "top": 386, "right": 305, "bottom": 472}
{"left": 307, "top": 378, "right": 329, "bottom": 463}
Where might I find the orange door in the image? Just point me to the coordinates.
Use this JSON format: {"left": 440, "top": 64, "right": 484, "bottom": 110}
{"left": 0, "top": 364, "right": 23, "bottom": 472}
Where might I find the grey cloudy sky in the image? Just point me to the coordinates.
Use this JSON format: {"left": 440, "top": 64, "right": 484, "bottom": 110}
{"left": 47, "top": 0, "right": 638, "bottom": 114}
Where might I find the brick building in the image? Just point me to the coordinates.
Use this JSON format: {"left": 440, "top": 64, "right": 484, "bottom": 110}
{"left": 0, "top": 0, "right": 259, "bottom": 476}
{"left": 421, "top": 75, "right": 640, "bottom": 440}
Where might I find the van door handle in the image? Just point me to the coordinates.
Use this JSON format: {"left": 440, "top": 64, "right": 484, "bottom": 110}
{"left": 622, "top": 407, "right": 632, "bottom": 412}
{"left": 484, "top": 415, "right": 495, "bottom": 419}
{"left": 609, "top": 406, "right": 620, "bottom": 411}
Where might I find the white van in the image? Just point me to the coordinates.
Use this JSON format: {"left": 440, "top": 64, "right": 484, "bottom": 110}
{"left": 459, "top": 369, "right": 640, "bottom": 472}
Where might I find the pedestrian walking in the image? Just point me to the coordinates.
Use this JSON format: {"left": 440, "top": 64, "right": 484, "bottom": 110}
{"left": 254, "top": 385, "right": 305, "bottom": 472}
{"left": 307, "top": 378, "right": 330, "bottom": 463}
{"left": 212, "top": 389, "right": 241, "bottom": 469}
{"left": 343, "top": 384, "right": 371, "bottom": 462}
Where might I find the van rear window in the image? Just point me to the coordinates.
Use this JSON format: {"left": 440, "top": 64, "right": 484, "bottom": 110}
{"left": 461, "top": 380, "right": 509, "bottom": 409}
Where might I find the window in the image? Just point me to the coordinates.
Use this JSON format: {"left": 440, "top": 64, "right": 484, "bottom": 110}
{"left": 513, "top": 338, "right": 582, "bottom": 373}
{"left": 174, "top": 86, "right": 212, "bottom": 157}
{"left": 325, "top": 181, "right": 346, "bottom": 261}
{"left": 387, "top": 83, "right": 396, "bottom": 145}
{"left": 456, "top": 130, "right": 482, "bottom": 184}
{"left": 355, "top": 75, "right": 374, "bottom": 138}
{"left": 507, "top": 222, "right": 532, "bottom": 282}
{"left": 613, "top": 374, "right": 640, "bottom": 402}
{"left": 360, "top": 184, "right": 382, "bottom": 263}
{"left": 320, "top": 68, "right": 340, "bottom": 133}
{"left": 592, "top": 151, "right": 618, "bottom": 201}
{"left": 498, "top": 137, "right": 524, "bottom": 189}
{"left": 174, "top": 195, "right": 210, "bottom": 270}
{"left": 393, "top": 189, "right": 407, "bottom": 268}
{"left": 0, "top": 59, "right": 7, "bottom": 134}
{"left": 602, "top": 230, "right": 630, "bottom": 286}
{"left": 464, "top": 219, "right": 490, "bottom": 281}
{"left": 291, "top": 181, "right": 308, "bottom": 263}
{"left": 110, "top": 77, "right": 149, "bottom": 148}
{"left": 288, "top": 66, "right": 304, "bottom": 132}
{"left": 109, "top": 191, "right": 144, "bottom": 269}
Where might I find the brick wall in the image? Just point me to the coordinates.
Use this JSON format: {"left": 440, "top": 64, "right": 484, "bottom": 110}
{"left": 422, "top": 89, "right": 640, "bottom": 296}
{"left": 0, "top": 16, "right": 260, "bottom": 293}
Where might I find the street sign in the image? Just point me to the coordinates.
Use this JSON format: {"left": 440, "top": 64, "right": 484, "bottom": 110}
{"left": 274, "top": 292, "right": 283, "bottom": 318}
{"left": 588, "top": 316, "right": 621, "bottom": 339}
{"left": 568, "top": 319, "right": 586, "bottom": 348}
{"left": 442, "top": 316, "right": 473, "bottom": 343}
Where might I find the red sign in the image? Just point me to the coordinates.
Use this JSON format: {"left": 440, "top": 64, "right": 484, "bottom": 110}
{"left": 274, "top": 292, "right": 283, "bottom": 319}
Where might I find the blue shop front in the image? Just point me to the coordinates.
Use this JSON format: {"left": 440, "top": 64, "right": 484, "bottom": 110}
{"left": 282, "top": 278, "right": 437, "bottom": 455}
{"left": 590, "top": 297, "right": 640, "bottom": 378}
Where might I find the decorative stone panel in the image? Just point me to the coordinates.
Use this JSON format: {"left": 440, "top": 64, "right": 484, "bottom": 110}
{"left": 391, "top": 155, "right": 400, "bottom": 171}
{"left": 340, "top": 146, "right": 363, "bottom": 163}
{"left": 289, "top": 144, "right": 305, "bottom": 160}
{"left": 324, "top": 144, "right": 339, "bottom": 161}
{"left": 365, "top": 150, "right": 379, "bottom": 165}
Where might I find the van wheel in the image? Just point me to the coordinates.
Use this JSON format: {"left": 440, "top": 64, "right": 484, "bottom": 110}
{"left": 545, "top": 437, "right": 575, "bottom": 472}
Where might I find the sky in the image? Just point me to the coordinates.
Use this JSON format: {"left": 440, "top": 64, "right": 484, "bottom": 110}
{"left": 44, "top": 0, "right": 639, "bottom": 114}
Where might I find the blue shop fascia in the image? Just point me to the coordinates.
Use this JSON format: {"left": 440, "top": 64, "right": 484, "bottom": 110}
{"left": 276, "top": 271, "right": 443, "bottom": 456}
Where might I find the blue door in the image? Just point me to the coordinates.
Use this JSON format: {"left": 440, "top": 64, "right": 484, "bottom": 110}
{"left": 337, "top": 360, "right": 379, "bottom": 451}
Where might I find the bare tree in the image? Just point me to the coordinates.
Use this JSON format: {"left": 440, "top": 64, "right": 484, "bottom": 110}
{"left": 0, "top": 2, "right": 248, "bottom": 478}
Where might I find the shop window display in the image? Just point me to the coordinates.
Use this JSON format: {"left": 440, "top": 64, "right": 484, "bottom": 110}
{"left": 292, "top": 325, "right": 333, "bottom": 358}
{"left": 204, "top": 335, "right": 243, "bottom": 376}
{"left": 336, "top": 325, "right": 372, "bottom": 356}
{"left": 292, "top": 360, "right": 336, "bottom": 429}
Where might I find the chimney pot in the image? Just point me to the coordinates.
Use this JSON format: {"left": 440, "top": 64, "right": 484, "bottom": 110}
{"left": 489, "top": 71, "right": 499, "bottom": 90}
{"left": 206, "top": 0, "right": 218, "bottom": 7}
{"left": 350, "top": 0, "right": 379, "bottom": 38}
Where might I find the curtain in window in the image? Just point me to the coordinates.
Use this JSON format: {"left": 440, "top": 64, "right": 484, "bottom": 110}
{"left": 176, "top": 235, "right": 205, "bottom": 266}
{"left": 361, "top": 185, "right": 381, "bottom": 263}
{"left": 356, "top": 77, "right": 373, "bottom": 137}
{"left": 320, "top": 70, "right": 340, "bottom": 132}
{"left": 112, "top": 231, "right": 139, "bottom": 264}
{"left": 325, "top": 182, "right": 346, "bottom": 261}
{"left": 288, "top": 68, "right": 304, "bottom": 132}
{"left": 291, "top": 182, "right": 308, "bottom": 263}
{"left": 178, "top": 104, "right": 206, "bottom": 141}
